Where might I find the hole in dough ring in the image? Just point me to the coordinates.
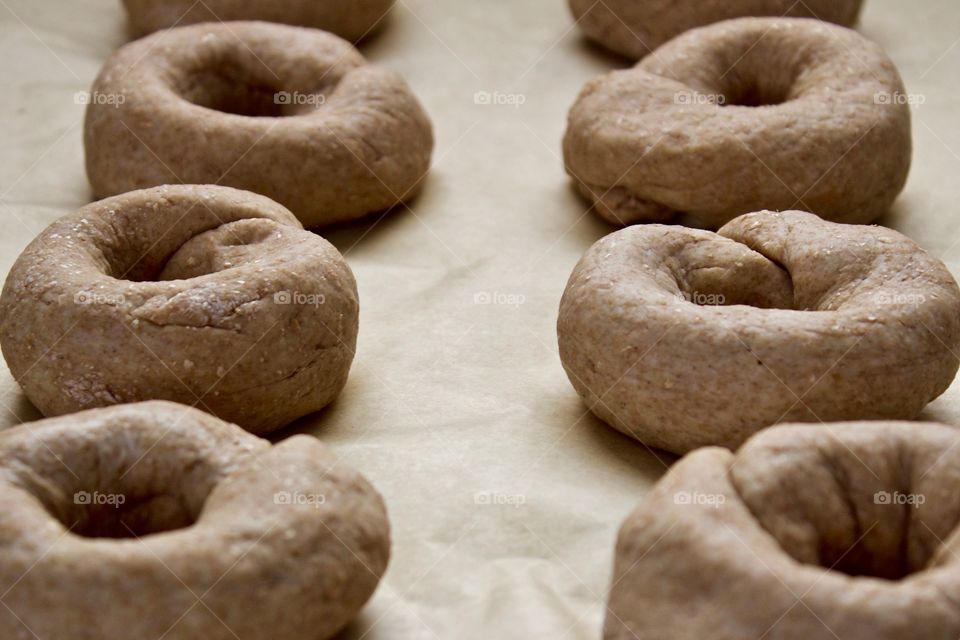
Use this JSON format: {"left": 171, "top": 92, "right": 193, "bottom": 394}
{"left": 557, "top": 210, "right": 960, "bottom": 454}
{"left": 0, "top": 401, "right": 389, "bottom": 640}
{"left": 569, "top": 0, "right": 863, "bottom": 60}
{"left": 606, "top": 421, "right": 960, "bottom": 639}
{"left": 563, "top": 17, "right": 911, "bottom": 228}
{"left": 0, "top": 184, "right": 359, "bottom": 434}
{"left": 122, "top": 0, "right": 396, "bottom": 42}
{"left": 84, "top": 21, "right": 434, "bottom": 228}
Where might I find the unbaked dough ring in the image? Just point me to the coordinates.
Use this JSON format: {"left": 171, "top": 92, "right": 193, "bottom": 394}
{"left": 0, "top": 400, "right": 389, "bottom": 640}
{"left": 0, "top": 184, "right": 358, "bottom": 434}
{"left": 123, "top": 0, "right": 395, "bottom": 42}
{"left": 569, "top": 0, "right": 863, "bottom": 59}
{"left": 563, "top": 17, "right": 911, "bottom": 228}
{"left": 606, "top": 420, "right": 960, "bottom": 639}
{"left": 84, "top": 21, "right": 434, "bottom": 228}
{"left": 557, "top": 210, "right": 960, "bottom": 454}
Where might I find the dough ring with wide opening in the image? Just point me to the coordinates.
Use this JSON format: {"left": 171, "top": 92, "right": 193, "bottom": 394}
{"left": 606, "top": 420, "right": 960, "bottom": 639}
{"left": 557, "top": 210, "right": 960, "bottom": 454}
{"left": 85, "top": 21, "right": 434, "bottom": 228}
{"left": 563, "top": 17, "right": 911, "bottom": 228}
{"left": 0, "top": 400, "right": 389, "bottom": 640}
{"left": 0, "top": 184, "right": 358, "bottom": 434}
{"left": 569, "top": 0, "right": 863, "bottom": 60}
{"left": 123, "top": 0, "right": 395, "bottom": 42}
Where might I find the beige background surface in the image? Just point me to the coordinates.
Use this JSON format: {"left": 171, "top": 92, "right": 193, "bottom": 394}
{"left": 0, "top": 1, "right": 958, "bottom": 638}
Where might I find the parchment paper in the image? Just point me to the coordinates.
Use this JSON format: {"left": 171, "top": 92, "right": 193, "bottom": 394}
{"left": 0, "top": 1, "right": 958, "bottom": 638}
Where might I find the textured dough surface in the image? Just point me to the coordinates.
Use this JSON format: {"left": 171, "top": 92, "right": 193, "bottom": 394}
{"left": 0, "top": 400, "right": 390, "bottom": 640}
{"left": 85, "top": 21, "right": 434, "bottom": 228}
{"left": 563, "top": 17, "right": 911, "bottom": 228}
{"left": 606, "top": 420, "right": 960, "bottom": 640}
{"left": 558, "top": 211, "right": 960, "bottom": 453}
{"left": 0, "top": 184, "right": 359, "bottom": 433}
{"left": 569, "top": 0, "right": 863, "bottom": 59}
{"left": 123, "top": 0, "right": 396, "bottom": 42}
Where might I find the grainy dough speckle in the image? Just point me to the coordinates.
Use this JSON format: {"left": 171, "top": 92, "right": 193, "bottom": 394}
{"left": 85, "top": 21, "right": 434, "bottom": 228}
{"left": 606, "top": 420, "right": 960, "bottom": 639}
{"left": 123, "top": 0, "right": 396, "bottom": 42}
{"left": 0, "top": 185, "right": 359, "bottom": 434}
{"left": 558, "top": 211, "right": 960, "bottom": 454}
{"left": 563, "top": 18, "right": 911, "bottom": 228}
{"left": 568, "top": 0, "right": 863, "bottom": 59}
{"left": 0, "top": 401, "right": 390, "bottom": 640}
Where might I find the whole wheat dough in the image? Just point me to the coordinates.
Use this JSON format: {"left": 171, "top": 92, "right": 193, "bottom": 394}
{"left": 0, "top": 184, "right": 359, "bottom": 434}
{"left": 123, "top": 0, "right": 395, "bottom": 42}
{"left": 0, "top": 400, "right": 390, "bottom": 640}
{"left": 563, "top": 17, "right": 911, "bottom": 228}
{"left": 558, "top": 210, "right": 960, "bottom": 453}
{"left": 569, "top": 0, "right": 863, "bottom": 59}
{"left": 85, "top": 21, "right": 434, "bottom": 228}
{"left": 607, "top": 420, "right": 960, "bottom": 639}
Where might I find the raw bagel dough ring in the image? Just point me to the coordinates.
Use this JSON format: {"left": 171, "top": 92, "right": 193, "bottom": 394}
{"left": 557, "top": 210, "right": 960, "bottom": 454}
{"left": 0, "top": 184, "right": 359, "bottom": 434}
{"left": 123, "top": 0, "right": 395, "bottom": 42}
{"left": 0, "top": 401, "right": 390, "bottom": 640}
{"left": 606, "top": 421, "right": 960, "bottom": 640}
{"left": 569, "top": 0, "right": 863, "bottom": 60}
{"left": 85, "top": 21, "right": 434, "bottom": 228}
{"left": 563, "top": 17, "right": 911, "bottom": 228}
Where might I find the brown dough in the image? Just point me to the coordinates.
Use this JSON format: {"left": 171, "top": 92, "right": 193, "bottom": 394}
{"left": 85, "top": 21, "right": 434, "bottom": 228}
{"left": 569, "top": 0, "right": 863, "bottom": 59}
{"left": 0, "top": 184, "right": 359, "bottom": 434}
{"left": 558, "top": 210, "right": 960, "bottom": 454}
{"left": 123, "top": 0, "right": 395, "bottom": 42}
{"left": 607, "top": 420, "right": 960, "bottom": 639}
{"left": 563, "top": 17, "right": 911, "bottom": 228}
{"left": 0, "top": 400, "right": 390, "bottom": 640}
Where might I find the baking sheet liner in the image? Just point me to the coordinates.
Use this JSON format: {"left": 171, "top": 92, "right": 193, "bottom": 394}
{"left": 0, "top": 0, "right": 958, "bottom": 637}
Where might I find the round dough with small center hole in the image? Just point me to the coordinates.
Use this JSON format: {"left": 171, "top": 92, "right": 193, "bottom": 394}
{"left": 606, "top": 420, "right": 960, "bottom": 639}
{"left": 0, "top": 184, "right": 358, "bottom": 434}
{"left": 85, "top": 21, "right": 433, "bottom": 228}
{"left": 564, "top": 17, "right": 911, "bottom": 227}
{"left": 557, "top": 210, "right": 960, "bottom": 453}
{"left": 0, "top": 401, "right": 389, "bottom": 640}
